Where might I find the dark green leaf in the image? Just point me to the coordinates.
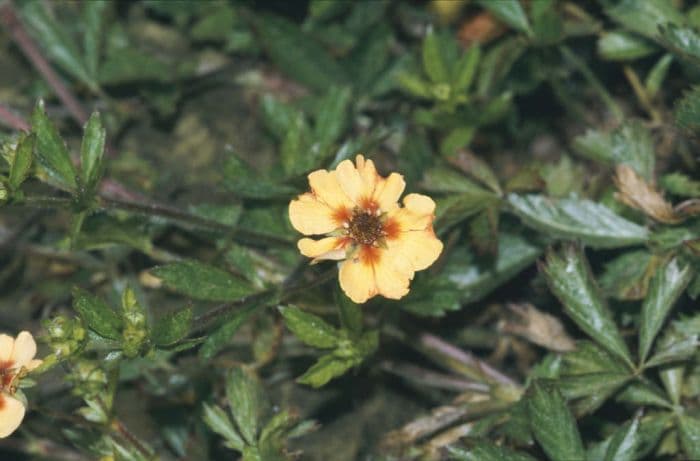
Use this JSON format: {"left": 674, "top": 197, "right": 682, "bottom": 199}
{"left": 260, "top": 95, "right": 297, "bottom": 140}
{"left": 678, "top": 415, "right": 700, "bottom": 460}
{"left": 508, "top": 194, "right": 648, "bottom": 248}
{"left": 223, "top": 154, "right": 297, "bottom": 199}
{"left": 477, "top": 0, "right": 532, "bottom": 36}
{"left": 443, "top": 232, "right": 541, "bottom": 304}
{"left": 452, "top": 45, "right": 481, "bottom": 91}
{"left": 83, "top": 0, "right": 109, "bottom": 80}
{"left": 616, "top": 381, "right": 672, "bottom": 408}
{"left": 563, "top": 341, "right": 628, "bottom": 375}
{"left": 645, "top": 54, "right": 674, "bottom": 98}
{"left": 599, "top": 250, "right": 653, "bottom": 300}
{"left": 8, "top": 133, "right": 34, "bottom": 191}
{"left": 252, "top": 14, "right": 347, "bottom": 92}
{"left": 72, "top": 287, "right": 123, "bottom": 340}
{"left": 527, "top": 381, "right": 585, "bottom": 461}
{"left": 226, "top": 367, "right": 267, "bottom": 445}
{"left": 448, "top": 441, "right": 538, "bottom": 461}
{"left": 675, "top": 85, "right": 700, "bottom": 134}
{"left": 297, "top": 353, "right": 355, "bottom": 388}
{"left": 598, "top": 31, "right": 657, "bottom": 61}
{"left": 152, "top": 307, "right": 192, "bottom": 346}
{"left": 423, "top": 167, "right": 492, "bottom": 195}
{"left": 558, "top": 373, "right": 629, "bottom": 400}
{"left": 400, "top": 276, "right": 461, "bottom": 317}
{"left": 543, "top": 246, "right": 633, "bottom": 366}
{"left": 604, "top": 413, "right": 642, "bottom": 461}
{"left": 278, "top": 306, "right": 339, "bottom": 349}
{"left": 334, "top": 289, "right": 363, "bottom": 336}
{"left": 152, "top": 261, "right": 255, "bottom": 302}
{"left": 80, "top": 112, "right": 106, "bottom": 193}
{"left": 202, "top": 403, "right": 245, "bottom": 451}
{"left": 314, "top": 86, "right": 351, "bottom": 149}
{"left": 659, "top": 23, "right": 700, "bottom": 66}
{"left": 639, "top": 258, "right": 692, "bottom": 363}
{"left": 31, "top": 101, "right": 78, "bottom": 192}
{"left": 199, "top": 303, "right": 259, "bottom": 360}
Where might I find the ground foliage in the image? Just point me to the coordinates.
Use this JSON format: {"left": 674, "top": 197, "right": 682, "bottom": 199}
{"left": 0, "top": 0, "right": 700, "bottom": 460}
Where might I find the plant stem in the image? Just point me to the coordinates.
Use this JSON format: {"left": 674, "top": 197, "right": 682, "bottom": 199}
{"left": 0, "top": 103, "right": 30, "bottom": 131}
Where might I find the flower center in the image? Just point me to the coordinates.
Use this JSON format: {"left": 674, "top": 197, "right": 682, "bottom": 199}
{"left": 347, "top": 208, "right": 384, "bottom": 246}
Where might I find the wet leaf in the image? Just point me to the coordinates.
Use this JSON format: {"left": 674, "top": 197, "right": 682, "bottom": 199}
{"left": 152, "top": 307, "right": 192, "bottom": 346}
{"left": 278, "top": 306, "right": 340, "bottom": 349}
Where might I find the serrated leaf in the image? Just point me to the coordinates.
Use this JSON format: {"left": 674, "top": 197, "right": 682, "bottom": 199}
{"left": 422, "top": 29, "right": 449, "bottom": 84}
{"left": 202, "top": 403, "right": 245, "bottom": 451}
{"left": 297, "top": 353, "right": 355, "bottom": 388}
{"left": 448, "top": 441, "right": 538, "bottom": 461}
{"left": 604, "top": 413, "right": 642, "bottom": 461}
{"left": 80, "top": 112, "right": 106, "bottom": 194}
{"left": 31, "top": 101, "right": 78, "bottom": 192}
{"left": 226, "top": 367, "right": 267, "bottom": 445}
{"left": 558, "top": 372, "right": 629, "bottom": 400}
{"left": 152, "top": 307, "right": 192, "bottom": 346}
{"left": 508, "top": 194, "right": 648, "bottom": 248}
{"left": 527, "top": 381, "right": 585, "bottom": 461}
{"left": 477, "top": 0, "right": 532, "bottom": 36}
{"left": 572, "top": 121, "right": 655, "bottom": 180}
{"left": 543, "top": 246, "right": 633, "bottom": 366}
{"left": 563, "top": 341, "right": 628, "bottom": 375}
{"left": 639, "top": 258, "right": 692, "bottom": 363}
{"left": 444, "top": 232, "right": 541, "bottom": 304}
{"left": 152, "top": 261, "right": 255, "bottom": 302}
{"left": 72, "top": 288, "right": 123, "bottom": 340}
{"left": 678, "top": 415, "right": 700, "bottom": 460}
{"left": 598, "top": 30, "right": 657, "bottom": 61}
{"left": 659, "top": 23, "right": 700, "bottom": 66}
{"left": 616, "top": 381, "right": 672, "bottom": 408}
{"left": 8, "top": 133, "right": 34, "bottom": 192}
{"left": 278, "top": 306, "right": 339, "bottom": 349}
{"left": 252, "top": 14, "right": 347, "bottom": 92}
{"left": 599, "top": 250, "right": 653, "bottom": 300}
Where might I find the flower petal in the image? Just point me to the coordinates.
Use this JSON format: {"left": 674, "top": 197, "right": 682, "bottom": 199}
{"left": 355, "top": 155, "right": 380, "bottom": 198}
{"left": 336, "top": 159, "right": 364, "bottom": 205}
{"left": 404, "top": 193, "right": 436, "bottom": 215}
{"left": 298, "top": 237, "right": 347, "bottom": 261}
{"left": 389, "top": 229, "right": 443, "bottom": 271}
{"left": 289, "top": 193, "right": 340, "bottom": 235}
{"left": 373, "top": 248, "right": 413, "bottom": 300}
{"left": 0, "top": 335, "right": 14, "bottom": 362}
{"left": 0, "top": 393, "right": 25, "bottom": 438}
{"left": 308, "top": 169, "right": 353, "bottom": 211}
{"left": 339, "top": 255, "right": 377, "bottom": 303}
{"left": 374, "top": 173, "right": 405, "bottom": 213}
{"left": 11, "top": 332, "right": 36, "bottom": 369}
{"left": 25, "top": 359, "right": 42, "bottom": 372}
{"left": 388, "top": 193, "right": 437, "bottom": 232}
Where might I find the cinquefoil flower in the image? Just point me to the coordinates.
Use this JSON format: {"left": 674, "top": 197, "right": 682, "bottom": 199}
{"left": 289, "top": 155, "right": 443, "bottom": 303}
{"left": 0, "top": 331, "right": 42, "bottom": 438}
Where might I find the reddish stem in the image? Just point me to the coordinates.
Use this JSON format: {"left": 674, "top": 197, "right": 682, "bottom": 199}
{"left": 0, "top": 103, "right": 30, "bottom": 131}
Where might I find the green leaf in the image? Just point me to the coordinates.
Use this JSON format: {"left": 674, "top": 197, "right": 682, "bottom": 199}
{"left": 314, "top": 86, "right": 352, "bottom": 149}
{"left": 400, "top": 276, "right": 461, "bottom": 317}
{"left": 639, "top": 258, "right": 692, "bottom": 363}
{"left": 527, "top": 381, "right": 585, "bottom": 461}
{"left": 508, "top": 194, "right": 649, "bottom": 248}
{"left": 443, "top": 232, "right": 541, "bottom": 304}
{"left": 280, "top": 113, "right": 312, "bottom": 177}
{"left": 599, "top": 249, "right": 653, "bottom": 300}
{"left": 645, "top": 54, "right": 674, "bottom": 98}
{"left": 297, "top": 353, "right": 355, "bottom": 388}
{"left": 83, "top": 0, "right": 109, "bottom": 80}
{"left": 278, "top": 306, "right": 340, "bottom": 349}
{"left": 675, "top": 85, "right": 700, "bottom": 134}
{"left": 151, "top": 307, "right": 192, "bottom": 346}
{"left": 452, "top": 45, "right": 481, "bottom": 91}
{"left": 20, "top": 1, "right": 98, "bottom": 91}
{"left": 543, "top": 246, "right": 633, "bottom": 366}
{"left": 448, "top": 441, "right": 538, "bottom": 461}
{"left": 252, "top": 14, "right": 347, "bottom": 92}
{"left": 598, "top": 31, "right": 657, "bottom": 61}
{"left": 604, "top": 413, "right": 642, "bottom": 461}
{"left": 660, "top": 172, "right": 700, "bottom": 198}
{"left": 199, "top": 303, "right": 259, "bottom": 360}
{"left": 80, "top": 112, "right": 106, "bottom": 194}
{"left": 572, "top": 121, "right": 655, "bottom": 180}
{"left": 202, "top": 403, "right": 245, "bottom": 451}
{"left": 659, "top": 23, "right": 700, "bottom": 66}
{"left": 99, "top": 47, "right": 171, "bottom": 84}
{"left": 8, "top": 133, "right": 34, "bottom": 192}
{"left": 422, "top": 29, "right": 449, "bottom": 84}
{"left": 477, "top": 0, "right": 532, "bottom": 36}
{"left": 72, "top": 287, "right": 123, "bottom": 340}
{"left": 334, "top": 289, "right": 363, "bottom": 336}
{"left": 260, "top": 95, "right": 297, "bottom": 140}
{"left": 226, "top": 367, "right": 267, "bottom": 445}
{"left": 558, "top": 373, "right": 629, "bottom": 400}
{"left": 423, "top": 167, "right": 493, "bottom": 195}
{"left": 152, "top": 260, "right": 255, "bottom": 302}
{"left": 563, "top": 341, "right": 628, "bottom": 375}
{"left": 31, "top": 101, "right": 78, "bottom": 192}
{"left": 601, "top": 0, "right": 684, "bottom": 40}
{"left": 616, "top": 381, "right": 672, "bottom": 408}
{"left": 223, "top": 154, "right": 297, "bottom": 199}
{"left": 678, "top": 415, "right": 700, "bottom": 460}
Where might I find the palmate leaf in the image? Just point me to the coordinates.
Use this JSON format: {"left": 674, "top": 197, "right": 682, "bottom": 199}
{"left": 508, "top": 194, "right": 648, "bottom": 248}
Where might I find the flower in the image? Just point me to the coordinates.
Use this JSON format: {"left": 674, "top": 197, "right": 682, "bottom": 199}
{"left": 0, "top": 331, "right": 42, "bottom": 438}
{"left": 289, "top": 155, "right": 443, "bottom": 303}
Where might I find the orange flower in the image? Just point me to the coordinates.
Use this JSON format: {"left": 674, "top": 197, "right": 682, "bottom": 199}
{"left": 289, "top": 155, "right": 443, "bottom": 303}
{"left": 0, "top": 331, "right": 42, "bottom": 438}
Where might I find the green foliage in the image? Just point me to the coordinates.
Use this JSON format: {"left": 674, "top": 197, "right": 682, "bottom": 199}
{"left": 151, "top": 260, "right": 256, "bottom": 302}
